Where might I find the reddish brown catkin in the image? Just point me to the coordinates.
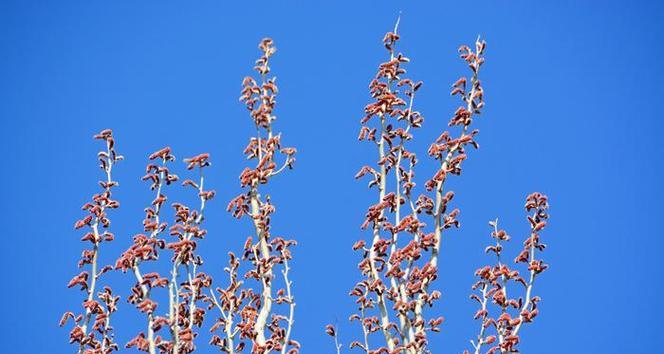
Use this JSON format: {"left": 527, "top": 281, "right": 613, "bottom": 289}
{"left": 61, "top": 129, "right": 123, "bottom": 354}
{"left": 210, "top": 38, "right": 299, "bottom": 354}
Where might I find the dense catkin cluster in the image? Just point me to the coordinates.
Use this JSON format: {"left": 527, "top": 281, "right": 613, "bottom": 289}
{"left": 61, "top": 37, "right": 300, "bottom": 354}
{"left": 62, "top": 131, "right": 218, "bottom": 354}
{"left": 115, "top": 145, "right": 215, "bottom": 354}
{"left": 210, "top": 38, "right": 298, "bottom": 354}
{"left": 61, "top": 22, "right": 550, "bottom": 354}
{"left": 325, "top": 21, "right": 551, "bottom": 354}
{"left": 325, "top": 21, "right": 497, "bottom": 354}
{"left": 464, "top": 193, "right": 550, "bottom": 354}
{"left": 61, "top": 129, "right": 123, "bottom": 354}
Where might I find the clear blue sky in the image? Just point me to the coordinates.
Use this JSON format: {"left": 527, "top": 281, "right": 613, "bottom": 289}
{"left": 1, "top": 1, "right": 662, "bottom": 353}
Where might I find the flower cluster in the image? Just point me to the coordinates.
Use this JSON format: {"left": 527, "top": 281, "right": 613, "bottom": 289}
{"left": 210, "top": 38, "right": 298, "bottom": 354}
{"left": 331, "top": 20, "right": 487, "bottom": 354}
{"left": 116, "top": 147, "right": 215, "bottom": 354}
{"left": 61, "top": 129, "right": 123, "bottom": 354}
{"left": 62, "top": 37, "right": 302, "bottom": 354}
{"left": 60, "top": 24, "right": 550, "bottom": 354}
{"left": 464, "top": 193, "right": 550, "bottom": 354}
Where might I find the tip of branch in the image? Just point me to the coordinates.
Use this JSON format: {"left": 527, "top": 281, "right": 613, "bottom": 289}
{"left": 393, "top": 12, "right": 402, "bottom": 35}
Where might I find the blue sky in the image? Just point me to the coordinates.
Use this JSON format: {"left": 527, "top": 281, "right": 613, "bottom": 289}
{"left": 1, "top": 1, "right": 662, "bottom": 353}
